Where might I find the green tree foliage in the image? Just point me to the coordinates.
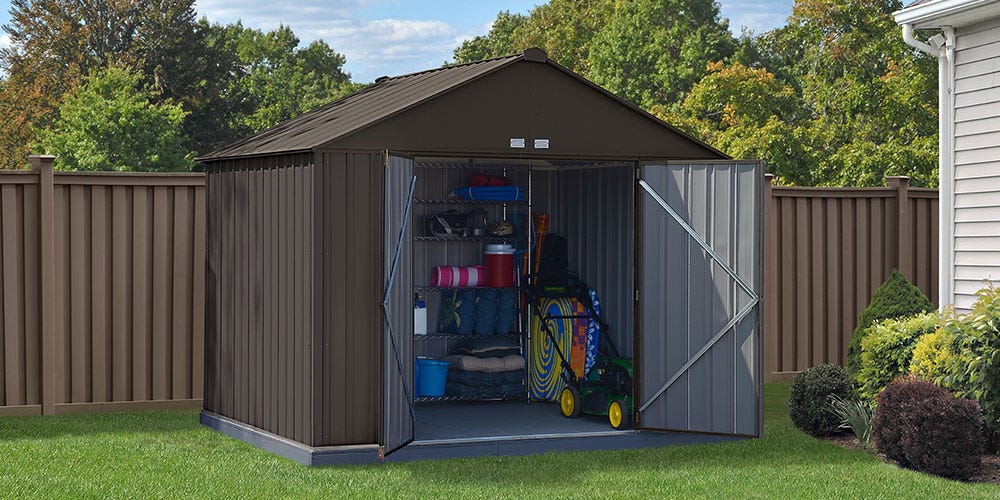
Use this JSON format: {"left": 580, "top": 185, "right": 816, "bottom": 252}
{"left": 35, "top": 65, "right": 192, "bottom": 172}
{"left": 945, "top": 286, "right": 1000, "bottom": 444}
{"left": 737, "top": 0, "right": 938, "bottom": 186}
{"left": 453, "top": 11, "right": 529, "bottom": 64}
{"left": 227, "top": 24, "right": 355, "bottom": 133}
{"left": 510, "top": 0, "right": 613, "bottom": 73}
{"left": 587, "top": 0, "right": 736, "bottom": 110}
{"left": 847, "top": 269, "right": 935, "bottom": 379}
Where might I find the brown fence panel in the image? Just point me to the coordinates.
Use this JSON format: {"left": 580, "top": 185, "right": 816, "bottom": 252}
{"left": 764, "top": 175, "right": 939, "bottom": 381}
{"left": 0, "top": 157, "right": 205, "bottom": 416}
{"left": 0, "top": 171, "right": 42, "bottom": 415}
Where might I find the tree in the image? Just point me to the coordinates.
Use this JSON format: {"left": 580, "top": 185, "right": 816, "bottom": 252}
{"left": 453, "top": 11, "right": 528, "bottom": 64}
{"left": 227, "top": 23, "right": 355, "bottom": 132}
{"left": 35, "top": 65, "right": 192, "bottom": 172}
{"left": 588, "top": 0, "right": 736, "bottom": 111}
{"left": 743, "top": 0, "right": 938, "bottom": 186}
{"left": 667, "top": 61, "right": 816, "bottom": 184}
{"left": 511, "top": 0, "right": 614, "bottom": 72}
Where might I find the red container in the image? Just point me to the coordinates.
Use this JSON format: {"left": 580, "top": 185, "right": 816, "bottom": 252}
{"left": 484, "top": 244, "right": 515, "bottom": 287}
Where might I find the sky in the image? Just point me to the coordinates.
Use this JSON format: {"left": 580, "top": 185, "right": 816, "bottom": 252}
{"left": 0, "top": 0, "right": 794, "bottom": 83}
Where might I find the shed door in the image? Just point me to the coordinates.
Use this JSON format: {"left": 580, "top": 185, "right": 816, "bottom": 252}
{"left": 381, "top": 154, "right": 416, "bottom": 457}
{"left": 636, "top": 161, "right": 763, "bottom": 437}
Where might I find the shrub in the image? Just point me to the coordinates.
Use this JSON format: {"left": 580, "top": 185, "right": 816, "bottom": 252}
{"left": 873, "top": 377, "right": 948, "bottom": 465}
{"left": 847, "top": 269, "right": 934, "bottom": 379}
{"left": 900, "top": 396, "right": 982, "bottom": 480}
{"left": 856, "top": 311, "right": 940, "bottom": 400}
{"left": 827, "top": 394, "right": 875, "bottom": 449}
{"left": 789, "top": 364, "right": 854, "bottom": 437}
{"left": 946, "top": 285, "right": 1000, "bottom": 443}
{"left": 909, "top": 326, "right": 957, "bottom": 386}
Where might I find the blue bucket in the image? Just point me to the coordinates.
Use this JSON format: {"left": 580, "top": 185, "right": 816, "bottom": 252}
{"left": 417, "top": 358, "right": 450, "bottom": 397}
{"left": 414, "top": 357, "right": 422, "bottom": 397}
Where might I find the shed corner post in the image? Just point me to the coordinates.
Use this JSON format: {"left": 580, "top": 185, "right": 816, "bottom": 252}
{"left": 886, "top": 175, "right": 912, "bottom": 279}
{"left": 762, "top": 173, "right": 776, "bottom": 383}
{"left": 29, "top": 154, "right": 57, "bottom": 415}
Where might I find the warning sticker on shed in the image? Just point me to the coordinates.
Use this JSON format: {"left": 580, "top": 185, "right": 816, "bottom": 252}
{"left": 510, "top": 138, "right": 525, "bottom": 148}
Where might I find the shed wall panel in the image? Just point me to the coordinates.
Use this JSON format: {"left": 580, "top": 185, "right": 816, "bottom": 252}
{"left": 316, "top": 152, "right": 383, "bottom": 446}
{"left": 204, "top": 154, "right": 317, "bottom": 444}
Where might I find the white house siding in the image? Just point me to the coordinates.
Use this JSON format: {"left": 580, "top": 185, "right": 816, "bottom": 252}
{"left": 952, "top": 16, "right": 1000, "bottom": 310}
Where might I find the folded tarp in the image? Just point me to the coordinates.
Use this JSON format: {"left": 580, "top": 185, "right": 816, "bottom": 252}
{"left": 451, "top": 186, "right": 524, "bottom": 201}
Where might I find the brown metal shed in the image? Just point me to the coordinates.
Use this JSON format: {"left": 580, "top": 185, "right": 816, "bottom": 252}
{"left": 199, "top": 48, "right": 765, "bottom": 465}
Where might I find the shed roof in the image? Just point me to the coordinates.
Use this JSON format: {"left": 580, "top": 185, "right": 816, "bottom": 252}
{"left": 200, "top": 48, "right": 723, "bottom": 161}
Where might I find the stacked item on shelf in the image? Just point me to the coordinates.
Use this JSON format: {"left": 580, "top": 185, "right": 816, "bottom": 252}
{"left": 443, "top": 337, "right": 525, "bottom": 399}
{"left": 437, "top": 288, "right": 518, "bottom": 335}
{"left": 449, "top": 174, "right": 525, "bottom": 202}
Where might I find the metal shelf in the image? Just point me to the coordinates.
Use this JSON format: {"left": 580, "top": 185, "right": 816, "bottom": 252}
{"left": 415, "top": 392, "right": 525, "bottom": 403}
{"left": 414, "top": 285, "right": 519, "bottom": 292}
{"left": 414, "top": 197, "right": 526, "bottom": 206}
{"left": 414, "top": 332, "right": 525, "bottom": 340}
{"left": 414, "top": 235, "right": 521, "bottom": 242}
{"left": 414, "top": 161, "right": 531, "bottom": 171}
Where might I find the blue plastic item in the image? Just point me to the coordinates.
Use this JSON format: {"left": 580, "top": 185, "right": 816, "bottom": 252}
{"left": 414, "top": 356, "right": 422, "bottom": 397}
{"left": 416, "top": 358, "right": 450, "bottom": 397}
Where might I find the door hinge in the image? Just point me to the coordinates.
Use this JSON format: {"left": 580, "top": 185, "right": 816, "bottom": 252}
{"left": 634, "top": 289, "right": 639, "bottom": 302}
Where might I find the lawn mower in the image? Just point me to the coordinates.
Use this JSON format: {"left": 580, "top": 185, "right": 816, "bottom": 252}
{"left": 524, "top": 273, "right": 634, "bottom": 430}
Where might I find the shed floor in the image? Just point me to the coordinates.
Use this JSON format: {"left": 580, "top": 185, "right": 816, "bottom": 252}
{"left": 414, "top": 400, "right": 621, "bottom": 441}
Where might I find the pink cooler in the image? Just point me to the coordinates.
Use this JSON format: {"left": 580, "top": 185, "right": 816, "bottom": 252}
{"left": 484, "top": 244, "right": 515, "bottom": 288}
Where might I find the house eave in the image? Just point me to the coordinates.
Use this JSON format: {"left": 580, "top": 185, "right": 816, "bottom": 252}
{"left": 894, "top": 0, "right": 1000, "bottom": 29}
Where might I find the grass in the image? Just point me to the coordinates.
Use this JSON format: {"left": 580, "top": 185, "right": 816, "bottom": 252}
{"left": 1, "top": 383, "right": 998, "bottom": 499}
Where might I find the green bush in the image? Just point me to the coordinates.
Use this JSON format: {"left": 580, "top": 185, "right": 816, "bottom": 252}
{"left": 946, "top": 286, "right": 1000, "bottom": 444}
{"left": 847, "top": 269, "right": 934, "bottom": 379}
{"left": 789, "top": 364, "right": 854, "bottom": 437}
{"left": 909, "top": 326, "right": 957, "bottom": 386}
{"left": 856, "top": 311, "right": 940, "bottom": 400}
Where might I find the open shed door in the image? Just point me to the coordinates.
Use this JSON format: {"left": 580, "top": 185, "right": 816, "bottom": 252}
{"left": 381, "top": 154, "right": 416, "bottom": 458}
{"left": 636, "top": 161, "right": 763, "bottom": 437}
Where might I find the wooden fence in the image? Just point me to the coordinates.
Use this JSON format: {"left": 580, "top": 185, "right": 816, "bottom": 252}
{"left": 1, "top": 158, "right": 939, "bottom": 413}
{"left": 0, "top": 156, "right": 205, "bottom": 415}
{"left": 763, "top": 175, "right": 939, "bottom": 381}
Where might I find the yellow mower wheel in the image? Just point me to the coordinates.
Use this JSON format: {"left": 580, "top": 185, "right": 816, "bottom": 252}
{"left": 609, "top": 399, "right": 630, "bottom": 430}
{"left": 560, "top": 386, "right": 581, "bottom": 418}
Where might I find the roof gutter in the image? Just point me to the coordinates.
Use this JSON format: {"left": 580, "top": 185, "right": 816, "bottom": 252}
{"left": 900, "top": 22, "right": 955, "bottom": 309}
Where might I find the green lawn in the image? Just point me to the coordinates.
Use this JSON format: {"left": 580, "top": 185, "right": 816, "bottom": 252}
{"left": 1, "top": 384, "right": 997, "bottom": 498}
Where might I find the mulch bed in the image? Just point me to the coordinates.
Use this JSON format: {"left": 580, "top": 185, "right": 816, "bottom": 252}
{"left": 824, "top": 433, "right": 1000, "bottom": 486}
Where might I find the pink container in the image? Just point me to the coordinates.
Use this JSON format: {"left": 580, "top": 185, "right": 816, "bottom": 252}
{"left": 431, "top": 265, "right": 485, "bottom": 287}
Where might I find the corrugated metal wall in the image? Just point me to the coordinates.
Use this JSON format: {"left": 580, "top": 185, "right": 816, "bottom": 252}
{"left": 553, "top": 165, "right": 635, "bottom": 355}
{"left": 315, "top": 151, "right": 383, "bottom": 446}
{"left": 205, "top": 153, "right": 318, "bottom": 445}
{"left": 1, "top": 163, "right": 205, "bottom": 416}
{"left": 382, "top": 155, "right": 414, "bottom": 452}
{"left": 638, "top": 162, "right": 761, "bottom": 437}
{"left": 764, "top": 179, "right": 939, "bottom": 380}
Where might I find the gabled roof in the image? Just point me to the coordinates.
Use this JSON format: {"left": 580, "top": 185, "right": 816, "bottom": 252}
{"left": 199, "top": 48, "right": 723, "bottom": 161}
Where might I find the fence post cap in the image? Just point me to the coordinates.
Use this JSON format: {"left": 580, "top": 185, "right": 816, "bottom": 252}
{"left": 885, "top": 175, "right": 910, "bottom": 187}
{"left": 764, "top": 173, "right": 775, "bottom": 185}
{"left": 28, "top": 154, "right": 56, "bottom": 171}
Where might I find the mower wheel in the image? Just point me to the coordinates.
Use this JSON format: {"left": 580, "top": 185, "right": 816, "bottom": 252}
{"left": 560, "top": 386, "right": 582, "bottom": 418}
{"left": 608, "top": 399, "right": 630, "bottom": 430}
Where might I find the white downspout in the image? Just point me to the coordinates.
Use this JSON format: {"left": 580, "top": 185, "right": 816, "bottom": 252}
{"left": 901, "top": 23, "right": 955, "bottom": 310}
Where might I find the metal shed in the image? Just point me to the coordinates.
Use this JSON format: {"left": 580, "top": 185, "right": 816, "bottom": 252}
{"left": 198, "top": 48, "right": 764, "bottom": 466}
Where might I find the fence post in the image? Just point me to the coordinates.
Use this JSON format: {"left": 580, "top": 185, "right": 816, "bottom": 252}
{"left": 887, "top": 176, "right": 911, "bottom": 278}
{"left": 30, "top": 155, "right": 56, "bottom": 415}
{"left": 763, "top": 174, "right": 776, "bottom": 382}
